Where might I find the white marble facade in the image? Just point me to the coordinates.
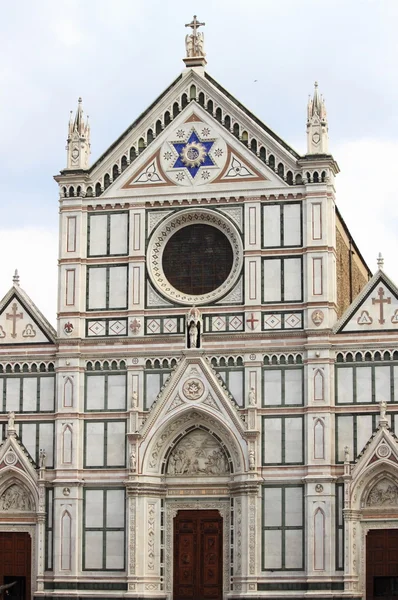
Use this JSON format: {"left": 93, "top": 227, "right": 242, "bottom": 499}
{"left": 0, "top": 33, "right": 398, "bottom": 600}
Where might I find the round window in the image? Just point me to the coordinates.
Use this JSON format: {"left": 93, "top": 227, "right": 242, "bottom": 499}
{"left": 162, "top": 224, "right": 233, "bottom": 296}
{"left": 147, "top": 209, "right": 243, "bottom": 305}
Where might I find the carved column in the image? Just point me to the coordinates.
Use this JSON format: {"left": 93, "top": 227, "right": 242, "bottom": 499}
{"left": 230, "top": 481, "right": 260, "bottom": 593}
{"left": 36, "top": 480, "right": 46, "bottom": 591}
{"left": 344, "top": 509, "right": 361, "bottom": 593}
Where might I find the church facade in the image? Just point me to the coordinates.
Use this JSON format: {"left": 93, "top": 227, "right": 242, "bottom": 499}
{"left": 1, "top": 18, "right": 398, "bottom": 600}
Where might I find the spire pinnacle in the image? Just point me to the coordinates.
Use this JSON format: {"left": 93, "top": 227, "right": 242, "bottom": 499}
{"left": 184, "top": 15, "right": 207, "bottom": 68}
{"left": 66, "top": 97, "right": 91, "bottom": 170}
{"left": 306, "top": 81, "right": 329, "bottom": 154}
{"left": 12, "top": 269, "right": 20, "bottom": 286}
{"left": 377, "top": 252, "right": 384, "bottom": 269}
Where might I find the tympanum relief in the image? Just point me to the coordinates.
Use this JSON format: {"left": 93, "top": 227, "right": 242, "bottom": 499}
{"left": 0, "top": 484, "right": 33, "bottom": 511}
{"left": 367, "top": 479, "right": 398, "bottom": 506}
{"left": 166, "top": 429, "right": 230, "bottom": 476}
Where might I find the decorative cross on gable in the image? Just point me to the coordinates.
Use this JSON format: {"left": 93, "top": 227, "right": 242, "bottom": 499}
{"left": 6, "top": 303, "right": 23, "bottom": 338}
{"left": 372, "top": 287, "right": 391, "bottom": 324}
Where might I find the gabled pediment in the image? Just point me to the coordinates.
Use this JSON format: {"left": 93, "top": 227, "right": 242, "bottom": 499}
{"left": 138, "top": 354, "right": 248, "bottom": 475}
{"left": 0, "top": 285, "right": 56, "bottom": 345}
{"left": 100, "top": 102, "right": 291, "bottom": 198}
{"left": 140, "top": 354, "right": 247, "bottom": 441}
{"left": 351, "top": 421, "right": 398, "bottom": 483}
{"left": 335, "top": 270, "right": 398, "bottom": 333}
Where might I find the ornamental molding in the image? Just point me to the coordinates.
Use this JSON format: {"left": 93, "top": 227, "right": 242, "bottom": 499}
{"left": 147, "top": 208, "right": 243, "bottom": 305}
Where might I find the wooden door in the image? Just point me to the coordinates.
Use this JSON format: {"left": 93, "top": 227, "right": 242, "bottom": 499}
{"left": 366, "top": 529, "right": 398, "bottom": 599}
{"left": 173, "top": 510, "right": 223, "bottom": 600}
{"left": 0, "top": 532, "right": 31, "bottom": 600}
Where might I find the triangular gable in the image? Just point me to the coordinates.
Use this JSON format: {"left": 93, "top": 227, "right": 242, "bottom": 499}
{"left": 139, "top": 354, "right": 247, "bottom": 442}
{"left": 0, "top": 430, "right": 38, "bottom": 477}
{"left": 0, "top": 285, "right": 56, "bottom": 345}
{"left": 105, "top": 103, "right": 286, "bottom": 197}
{"left": 349, "top": 421, "right": 398, "bottom": 497}
{"left": 335, "top": 270, "right": 398, "bottom": 333}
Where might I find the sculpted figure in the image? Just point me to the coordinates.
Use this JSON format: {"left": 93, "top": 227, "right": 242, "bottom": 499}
{"left": 380, "top": 400, "right": 387, "bottom": 420}
{"left": 185, "top": 34, "right": 194, "bottom": 57}
{"left": 8, "top": 411, "right": 15, "bottom": 430}
{"left": 39, "top": 448, "right": 46, "bottom": 468}
{"left": 196, "top": 32, "right": 205, "bottom": 56}
{"left": 130, "top": 451, "right": 136, "bottom": 472}
{"left": 131, "top": 390, "right": 138, "bottom": 409}
{"left": 249, "top": 450, "right": 255, "bottom": 470}
{"left": 344, "top": 446, "right": 350, "bottom": 463}
{"left": 189, "top": 322, "right": 198, "bottom": 349}
{"left": 248, "top": 387, "right": 256, "bottom": 406}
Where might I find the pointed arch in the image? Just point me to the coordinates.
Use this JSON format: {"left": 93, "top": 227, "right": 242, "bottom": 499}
{"left": 314, "top": 418, "right": 325, "bottom": 459}
{"left": 141, "top": 407, "right": 246, "bottom": 475}
{"left": 314, "top": 368, "right": 324, "bottom": 401}
{"left": 0, "top": 472, "right": 38, "bottom": 512}
{"left": 61, "top": 510, "right": 72, "bottom": 570}
{"left": 62, "top": 425, "right": 73, "bottom": 464}
{"left": 63, "top": 377, "right": 73, "bottom": 408}
{"left": 314, "top": 507, "right": 325, "bottom": 570}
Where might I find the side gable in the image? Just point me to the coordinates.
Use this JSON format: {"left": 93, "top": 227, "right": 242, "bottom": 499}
{"left": 0, "top": 285, "right": 56, "bottom": 345}
{"left": 335, "top": 270, "right": 398, "bottom": 333}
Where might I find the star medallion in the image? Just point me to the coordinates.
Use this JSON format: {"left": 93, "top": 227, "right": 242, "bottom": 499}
{"left": 171, "top": 130, "right": 215, "bottom": 178}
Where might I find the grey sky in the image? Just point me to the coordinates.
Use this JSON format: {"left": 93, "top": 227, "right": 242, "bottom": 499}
{"left": 0, "top": 0, "right": 397, "bottom": 322}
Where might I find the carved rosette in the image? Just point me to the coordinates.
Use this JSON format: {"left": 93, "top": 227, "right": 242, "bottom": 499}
{"left": 182, "top": 378, "right": 205, "bottom": 401}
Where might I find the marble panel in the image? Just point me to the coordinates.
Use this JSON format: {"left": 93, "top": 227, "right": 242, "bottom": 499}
{"left": 285, "top": 369, "right": 303, "bottom": 405}
{"left": 285, "top": 487, "right": 303, "bottom": 526}
{"left": 6, "top": 378, "right": 20, "bottom": 411}
{"left": 88, "top": 267, "right": 107, "bottom": 309}
{"left": 357, "top": 415, "right": 373, "bottom": 454}
{"left": 337, "top": 368, "right": 353, "bottom": 403}
{"left": 285, "top": 418, "right": 303, "bottom": 463}
{"left": 228, "top": 370, "right": 243, "bottom": 406}
{"left": 107, "top": 374, "right": 126, "bottom": 410}
{"left": 283, "top": 203, "right": 301, "bottom": 246}
{"left": 263, "top": 487, "right": 282, "bottom": 526}
{"left": 263, "top": 370, "right": 282, "bottom": 405}
{"left": 22, "top": 377, "right": 37, "bottom": 412}
{"left": 106, "top": 489, "right": 125, "bottom": 528}
{"left": 86, "top": 376, "right": 105, "bottom": 410}
{"left": 109, "top": 266, "right": 127, "bottom": 308}
{"left": 263, "top": 259, "right": 281, "bottom": 302}
{"left": 86, "top": 422, "right": 105, "bottom": 466}
{"left": 285, "top": 529, "right": 303, "bottom": 569}
{"left": 110, "top": 213, "right": 128, "bottom": 254}
{"left": 39, "top": 423, "right": 54, "bottom": 466}
{"left": 105, "top": 531, "right": 124, "bottom": 569}
{"left": 263, "top": 530, "right": 282, "bottom": 569}
{"left": 85, "top": 490, "right": 104, "bottom": 528}
{"left": 375, "top": 365, "right": 391, "bottom": 403}
{"left": 284, "top": 258, "right": 301, "bottom": 301}
{"left": 336, "top": 415, "right": 353, "bottom": 461}
{"left": 40, "top": 376, "right": 55, "bottom": 411}
{"left": 263, "top": 419, "right": 282, "bottom": 463}
{"left": 89, "top": 214, "right": 107, "bottom": 256}
{"left": 21, "top": 423, "right": 36, "bottom": 459}
{"left": 356, "top": 366, "right": 372, "bottom": 403}
{"left": 106, "top": 421, "right": 125, "bottom": 466}
{"left": 263, "top": 205, "right": 281, "bottom": 247}
{"left": 85, "top": 531, "right": 103, "bottom": 569}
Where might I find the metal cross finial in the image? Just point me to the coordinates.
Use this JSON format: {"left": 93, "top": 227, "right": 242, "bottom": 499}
{"left": 185, "top": 15, "right": 205, "bottom": 37}
{"left": 377, "top": 252, "right": 384, "bottom": 269}
{"left": 12, "top": 269, "right": 20, "bottom": 286}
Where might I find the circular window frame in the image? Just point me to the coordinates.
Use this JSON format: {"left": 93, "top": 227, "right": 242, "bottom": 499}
{"left": 147, "top": 209, "right": 243, "bottom": 305}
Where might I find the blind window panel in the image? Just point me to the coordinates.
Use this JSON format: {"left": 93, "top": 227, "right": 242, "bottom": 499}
{"left": 20, "top": 423, "right": 36, "bottom": 460}
{"left": 85, "top": 422, "right": 105, "bottom": 467}
{"left": 22, "top": 378, "right": 37, "bottom": 412}
{"left": 145, "top": 373, "right": 161, "bottom": 410}
{"left": 263, "top": 205, "right": 281, "bottom": 247}
{"left": 88, "top": 214, "right": 108, "bottom": 256}
{"left": 336, "top": 415, "right": 354, "bottom": 462}
{"left": 375, "top": 366, "right": 391, "bottom": 403}
{"left": 337, "top": 368, "right": 354, "bottom": 404}
{"left": 263, "top": 418, "right": 282, "bottom": 464}
{"left": 283, "top": 258, "right": 302, "bottom": 301}
{"left": 106, "top": 421, "right": 126, "bottom": 467}
{"left": 6, "top": 379, "right": 20, "bottom": 412}
{"left": 88, "top": 267, "right": 107, "bottom": 309}
{"left": 39, "top": 423, "right": 54, "bottom": 467}
{"left": 263, "top": 259, "right": 281, "bottom": 302}
{"left": 356, "top": 367, "right": 372, "bottom": 403}
{"left": 283, "top": 203, "right": 301, "bottom": 246}
{"left": 284, "top": 417, "right": 303, "bottom": 463}
{"left": 86, "top": 376, "right": 106, "bottom": 410}
{"left": 284, "top": 369, "right": 303, "bottom": 405}
{"left": 109, "top": 213, "right": 128, "bottom": 255}
{"left": 263, "top": 370, "right": 282, "bottom": 406}
{"left": 39, "top": 377, "right": 55, "bottom": 411}
{"left": 108, "top": 266, "right": 128, "bottom": 309}
{"left": 107, "top": 374, "right": 126, "bottom": 410}
{"left": 85, "top": 490, "right": 104, "bottom": 528}
{"left": 356, "top": 415, "right": 374, "bottom": 455}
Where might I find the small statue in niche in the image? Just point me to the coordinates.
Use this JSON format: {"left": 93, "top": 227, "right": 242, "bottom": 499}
{"left": 39, "top": 448, "right": 46, "bottom": 468}
{"left": 344, "top": 446, "right": 350, "bottom": 463}
{"left": 131, "top": 390, "right": 138, "bottom": 409}
{"left": 249, "top": 450, "right": 256, "bottom": 470}
{"left": 379, "top": 400, "right": 387, "bottom": 421}
{"left": 130, "top": 450, "right": 136, "bottom": 472}
{"left": 248, "top": 387, "right": 257, "bottom": 406}
{"left": 187, "top": 305, "right": 202, "bottom": 349}
{"left": 7, "top": 411, "right": 15, "bottom": 430}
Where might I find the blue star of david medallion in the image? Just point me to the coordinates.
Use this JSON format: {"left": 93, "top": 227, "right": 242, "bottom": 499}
{"left": 171, "top": 130, "right": 215, "bottom": 178}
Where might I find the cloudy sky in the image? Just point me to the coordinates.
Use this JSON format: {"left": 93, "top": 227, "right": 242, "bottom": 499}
{"left": 0, "top": 0, "right": 397, "bottom": 324}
